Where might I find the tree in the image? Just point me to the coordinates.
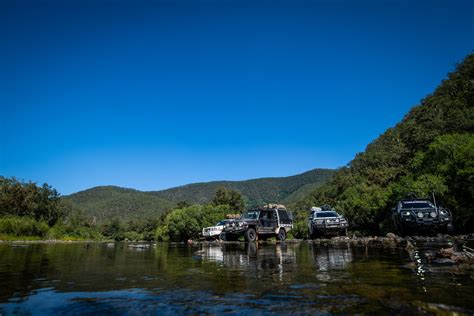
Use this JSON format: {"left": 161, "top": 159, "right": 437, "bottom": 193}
{"left": 211, "top": 187, "right": 245, "bottom": 212}
{"left": 0, "top": 177, "right": 62, "bottom": 226}
{"left": 157, "top": 204, "right": 229, "bottom": 241}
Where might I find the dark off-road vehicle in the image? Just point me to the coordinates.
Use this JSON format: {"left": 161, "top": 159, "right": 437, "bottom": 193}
{"left": 392, "top": 198, "right": 453, "bottom": 235}
{"left": 221, "top": 204, "right": 293, "bottom": 242}
{"left": 307, "top": 206, "right": 349, "bottom": 238}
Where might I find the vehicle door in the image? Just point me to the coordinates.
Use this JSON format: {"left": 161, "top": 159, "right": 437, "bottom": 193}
{"left": 258, "top": 210, "right": 277, "bottom": 233}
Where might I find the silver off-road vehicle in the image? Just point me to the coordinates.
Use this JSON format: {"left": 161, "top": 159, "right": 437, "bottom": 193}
{"left": 308, "top": 206, "right": 349, "bottom": 238}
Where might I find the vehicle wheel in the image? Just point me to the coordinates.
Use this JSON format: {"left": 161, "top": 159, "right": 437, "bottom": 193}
{"left": 447, "top": 224, "right": 454, "bottom": 234}
{"left": 219, "top": 232, "right": 226, "bottom": 241}
{"left": 395, "top": 220, "right": 405, "bottom": 237}
{"left": 244, "top": 228, "right": 257, "bottom": 242}
{"left": 277, "top": 228, "right": 286, "bottom": 241}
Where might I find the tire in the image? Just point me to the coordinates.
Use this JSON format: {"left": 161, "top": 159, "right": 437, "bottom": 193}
{"left": 277, "top": 228, "right": 286, "bottom": 241}
{"left": 447, "top": 224, "right": 454, "bottom": 234}
{"left": 395, "top": 219, "right": 405, "bottom": 237}
{"left": 219, "top": 232, "right": 226, "bottom": 241}
{"left": 244, "top": 228, "right": 257, "bottom": 242}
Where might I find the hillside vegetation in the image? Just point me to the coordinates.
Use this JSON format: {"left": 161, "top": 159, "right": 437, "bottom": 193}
{"left": 64, "top": 186, "right": 173, "bottom": 223}
{"left": 291, "top": 53, "right": 474, "bottom": 236}
{"left": 64, "top": 168, "right": 334, "bottom": 223}
{"left": 151, "top": 168, "right": 335, "bottom": 207}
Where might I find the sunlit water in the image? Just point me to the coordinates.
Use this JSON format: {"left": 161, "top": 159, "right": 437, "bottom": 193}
{"left": 0, "top": 241, "right": 473, "bottom": 314}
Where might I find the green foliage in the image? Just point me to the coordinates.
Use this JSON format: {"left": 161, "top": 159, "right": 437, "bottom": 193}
{"left": 49, "top": 224, "right": 104, "bottom": 241}
{"left": 0, "top": 177, "right": 62, "bottom": 226}
{"left": 101, "top": 218, "right": 125, "bottom": 241}
{"left": 150, "top": 168, "right": 335, "bottom": 207}
{"left": 293, "top": 53, "right": 474, "bottom": 234}
{"left": 123, "top": 231, "right": 144, "bottom": 241}
{"left": 291, "top": 220, "right": 309, "bottom": 239}
{"left": 0, "top": 216, "right": 49, "bottom": 237}
{"left": 212, "top": 187, "right": 245, "bottom": 212}
{"left": 63, "top": 186, "right": 172, "bottom": 225}
{"left": 158, "top": 204, "right": 230, "bottom": 241}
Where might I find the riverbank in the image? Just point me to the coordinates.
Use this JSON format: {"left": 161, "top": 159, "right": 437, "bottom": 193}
{"left": 2, "top": 233, "right": 473, "bottom": 245}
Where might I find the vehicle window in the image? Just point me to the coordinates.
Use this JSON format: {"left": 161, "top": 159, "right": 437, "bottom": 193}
{"left": 242, "top": 211, "right": 259, "bottom": 220}
{"left": 401, "top": 201, "right": 434, "bottom": 209}
{"left": 315, "top": 212, "right": 338, "bottom": 218}
{"left": 216, "top": 221, "right": 227, "bottom": 226}
{"left": 278, "top": 210, "right": 290, "bottom": 221}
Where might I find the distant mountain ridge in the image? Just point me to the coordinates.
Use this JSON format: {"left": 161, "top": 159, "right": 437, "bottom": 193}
{"left": 150, "top": 168, "right": 335, "bottom": 206}
{"left": 64, "top": 168, "right": 335, "bottom": 222}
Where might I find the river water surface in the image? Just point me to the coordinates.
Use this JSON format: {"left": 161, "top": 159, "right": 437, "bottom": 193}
{"left": 0, "top": 241, "right": 473, "bottom": 315}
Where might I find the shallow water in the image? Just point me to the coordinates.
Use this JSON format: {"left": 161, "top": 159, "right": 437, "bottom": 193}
{"left": 0, "top": 241, "right": 473, "bottom": 315}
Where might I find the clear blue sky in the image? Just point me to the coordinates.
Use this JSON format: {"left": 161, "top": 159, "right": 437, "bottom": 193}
{"left": 1, "top": 0, "right": 473, "bottom": 195}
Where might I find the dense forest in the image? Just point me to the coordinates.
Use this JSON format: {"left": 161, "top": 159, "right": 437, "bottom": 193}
{"left": 290, "top": 53, "right": 473, "bottom": 237}
{"left": 1, "top": 53, "right": 472, "bottom": 242}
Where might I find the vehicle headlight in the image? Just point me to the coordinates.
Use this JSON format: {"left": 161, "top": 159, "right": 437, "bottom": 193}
{"left": 335, "top": 219, "right": 340, "bottom": 223}
{"left": 403, "top": 211, "right": 411, "bottom": 216}
{"left": 417, "top": 212, "right": 424, "bottom": 218}
{"left": 315, "top": 220, "right": 324, "bottom": 225}
{"left": 430, "top": 212, "right": 437, "bottom": 218}
{"left": 440, "top": 210, "right": 448, "bottom": 216}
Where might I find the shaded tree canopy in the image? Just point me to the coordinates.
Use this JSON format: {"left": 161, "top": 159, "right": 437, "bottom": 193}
{"left": 212, "top": 187, "right": 245, "bottom": 212}
{"left": 0, "top": 177, "right": 62, "bottom": 226}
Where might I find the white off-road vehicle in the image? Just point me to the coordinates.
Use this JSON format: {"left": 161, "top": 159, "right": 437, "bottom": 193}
{"left": 202, "top": 220, "right": 229, "bottom": 240}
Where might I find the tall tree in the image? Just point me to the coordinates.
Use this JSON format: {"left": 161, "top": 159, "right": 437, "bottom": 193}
{"left": 212, "top": 187, "right": 245, "bottom": 212}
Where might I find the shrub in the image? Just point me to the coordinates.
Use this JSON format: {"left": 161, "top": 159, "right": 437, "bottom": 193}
{"left": 0, "top": 216, "right": 49, "bottom": 237}
{"left": 123, "top": 231, "right": 144, "bottom": 241}
{"left": 49, "top": 224, "right": 104, "bottom": 240}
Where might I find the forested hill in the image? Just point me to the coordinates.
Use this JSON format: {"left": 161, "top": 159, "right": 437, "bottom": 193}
{"left": 150, "top": 168, "right": 334, "bottom": 206}
{"left": 292, "top": 53, "right": 474, "bottom": 234}
{"left": 65, "top": 168, "right": 335, "bottom": 222}
{"left": 63, "top": 186, "right": 173, "bottom": 223}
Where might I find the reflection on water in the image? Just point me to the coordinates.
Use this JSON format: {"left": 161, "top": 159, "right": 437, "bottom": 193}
{"left": 311, "top": 244, "right": 353, "bottom": 271}
{"left": 0, "top": 241, "right": 473, "bottom": 314}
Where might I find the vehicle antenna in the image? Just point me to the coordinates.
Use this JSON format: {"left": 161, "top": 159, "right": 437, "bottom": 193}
{"left": 432, "top": 191, "right": 437, "bottom": 210}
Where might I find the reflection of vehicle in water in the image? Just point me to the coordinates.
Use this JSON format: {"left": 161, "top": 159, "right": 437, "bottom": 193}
{"left": 308, "top": 206, "right": 348, "bottom": 238}
{"left": 199, "top": 243, "right": 297, "bottom": 277}
{"left": 310, "top": 244, "right": 353, "bottom": 272}
{"left": 222, "top": 205, "right": 293, "bottom": 242}
{"left": 202, "top": 220, "right": 230, "bottom": 240}
{"left": 391, "top": 198, "right": 454, "bottom": 235}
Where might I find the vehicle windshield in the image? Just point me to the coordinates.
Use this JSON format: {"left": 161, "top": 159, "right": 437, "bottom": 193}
{"left": 242, "top": 211, "right": 259, "bottom": 220}
{"left": 401, "top": 201, "right": 434, "bottom": 209}
{"left": 316, "top": 212, "right": 338, "bottom": 218}
{"left": 216, "top": 221, "right": 228, "bottom": 226}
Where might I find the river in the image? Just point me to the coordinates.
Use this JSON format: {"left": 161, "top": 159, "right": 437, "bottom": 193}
{"left": 0, "top": 240, "right": 473, "bottom": 314}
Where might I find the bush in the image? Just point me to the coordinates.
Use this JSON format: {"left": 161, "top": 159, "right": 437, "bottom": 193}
{"left": 0, "top": 216, "right": 49, "bottom": 237}
{"left": 290, "top": 220, "right": 309, "bottom": 239}
{"left": 123, "top": 231, "right": 144, "bottom": 241}
{"left": 48, "top": 224, "right": 104, "bottom": 240}
{"left": 158, "top": 204, "right": 230, "bottom": 242}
